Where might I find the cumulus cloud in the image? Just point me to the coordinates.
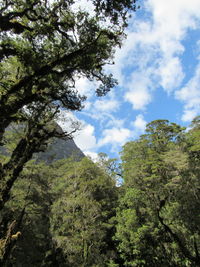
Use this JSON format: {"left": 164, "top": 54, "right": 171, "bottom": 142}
{"left": 125, "top": 88, "right": 152, "bottom": 110}
{"left": 74, "top": 123, "right": 97, "bottom": 151}
{"left": 107, "top": 0, "right": 200, "bottom": 113}
{"left": 125, "top": 72, "right": 153, "bottom": 110}
{"left": 94, "top": 99, "right": 119, "bottom": 112}
{"left": 98, "top": 127, "right": 131, "bottom": 149}
{"left": 175, "top": 63, "right": 200, "bottom": 121}
{"left": 57, "top": 110, "right": 81, "bottom": 134}
{"left": 132, "top": 114, "right": 147, "bottom": 132}
{"left": 57, "top": 110, "right": 98, "bottom": 152}
{"left": 149, "top": 0, "right": 200, "bottom": 40}
{"left": 72, "top": 0, "right": 95, "bottom": 14}
{"left": 158, "top": 57, "right": 185, "bottom": 93}
{"left": 105, "top": 117, "right": 125, "bottom": 128}
{"left": 81, "top": 93, "right": 124, "bottom": 129}
{"left": 60, "top": 0, "right": 200, "bottom": 157}
{"left": 75, "top": 77, "right": 96, "bottom": 99}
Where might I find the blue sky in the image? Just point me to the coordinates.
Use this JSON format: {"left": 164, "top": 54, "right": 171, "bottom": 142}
{"left": 59, "top": 0, "right": 200, "bottom": 159}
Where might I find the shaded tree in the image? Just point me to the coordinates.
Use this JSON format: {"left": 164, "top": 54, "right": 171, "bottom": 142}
{"left": 0, "top": 160, "right": 58, "bottom": 266}
{"left": 0, "top": 0, "right": 139, "bottom": 210}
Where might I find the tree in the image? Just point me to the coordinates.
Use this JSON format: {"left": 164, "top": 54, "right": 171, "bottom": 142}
{"left": 50, "top": 157, "right": 118, "bottom": 266}
{"left": 96, "top": 152, "right": 121, "bottom": 181}
{"left": 0, "top": 160, "right": 57, "bottom": 266}
{"left": 0, "top": 0, "right": 138, "bottom": 139}
{"left": 115, "top": 119, "right": 200, "bottom": 266}
{"left": 0, "top": 0, "right": 139, "bottom": 210}
{"left": 0, "top": 104, "right": 78, "bottom": 210}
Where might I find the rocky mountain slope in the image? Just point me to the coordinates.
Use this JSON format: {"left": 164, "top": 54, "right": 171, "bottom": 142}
{"left": 36, "top": 136, "right": 84, "bottom": 163}
{"left": 0, "top": 123, "right": 84, "bottom": 163}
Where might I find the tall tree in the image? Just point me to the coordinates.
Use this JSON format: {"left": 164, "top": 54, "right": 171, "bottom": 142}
{"left": 50, "top": 157, "right": 118, "bottom": 266}
{"left": 0, "top": 0, "right": 139, "bottom": 138}
{"left": 115, "top": 119, "right": 200, "bottom": 266}
{"left": 0, "top": 0, "right": 139, "bottom": 210}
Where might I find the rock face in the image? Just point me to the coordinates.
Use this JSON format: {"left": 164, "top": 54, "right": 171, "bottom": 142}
{"left": 36, "top": 137, "right": 84, "bottom": 163}
{"left": 35, "top": 123, "right": 85, "bottom": 163}
{"left": 0, "top": 123, "right": 85, "bottom": 163}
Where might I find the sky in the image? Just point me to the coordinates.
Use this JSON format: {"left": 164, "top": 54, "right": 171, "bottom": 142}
{"left": 59, "top": 0, "right": 200, "bottom": 160}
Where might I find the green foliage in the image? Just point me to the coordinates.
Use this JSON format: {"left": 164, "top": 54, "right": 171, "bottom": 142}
{"left": 50, "top": 157, "right": 118, "bottom": 266}
{"left": 0, "top": 161, "right": 56, "bottom": 266}
{"left": 0, "top": 0, "right": 138, "bottom": 214}
{"left": 1, "top": 117, "right": 200, "bottom": 266}
{"left": 0, "top": 0, "right": 137, "bottom": 132}
{"left": 115, "top": 119, "right": 200, "bottom": 266}
{"left": 0, "top": 0, "right": 144, "bottom": 265}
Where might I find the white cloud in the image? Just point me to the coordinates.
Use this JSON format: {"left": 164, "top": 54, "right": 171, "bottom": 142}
{"left": 125, "top": 88, "right": 152, "bottom": 110}
{"left": 84, "top": 151, "right": 99, "bottom": 162}
{"left": 83, "top": 101, "right": 92, "bottom": 111}
{"left": 72, "top": 0, "right": 95, "bottom": 14}
{"left": 74, "top": 123, "right": 97, "bottom": 151}
{"left": 106, "top": 0, "right": 200, "bottom": 114}
{"left": 175, "top": 63, "right": 200, "bottom": 121}
{"left": 132, "top": 114, "right": 147, "bottom": 132}
{"left": 105, "top": 117, "right": 125, "bottom": 128}
{"left": 57, "top": 110, "right": 97, "bottom": 152}
{"left": 149, "top": 0, "right": 200, "bottom": 39}
{"left": 75, "top": 77, "right": 96, "bottom": 98}
{"left": 81, "top": 93, "right": 124, "bottom": 129}
{"left": 98, "top": 127, "right": 131, "bottom": 148}
{"left": 59, "top": 0, "right": 200, "bottom": 157}
{"left": 125, "top": 72, "right": 153, "bottom": 110}
{"left": 181, "top": 110, "right": 198, "bottom": 122}
{"left": 94, "top": 99, "right": 119, "bottom": 112}
{"left": 158, "top": 57, "right": 184, "bottom": 93}
{"left": 57, "top": 110, "right": 80, "bottom": 133}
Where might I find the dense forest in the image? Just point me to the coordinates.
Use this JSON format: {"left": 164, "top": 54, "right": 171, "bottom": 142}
{"left": 0, "top": 0, "right": 200, "bottom": 266}
{"left": 0, "top": 118, "right": 200, "bottom": 266}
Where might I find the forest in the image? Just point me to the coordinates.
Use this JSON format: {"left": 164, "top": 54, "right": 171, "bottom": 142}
{"left": 0, "top": 0, "right": 200, "bottom": 266}
{"left": 0, "top": 118, "right": 200, "bottom": 266}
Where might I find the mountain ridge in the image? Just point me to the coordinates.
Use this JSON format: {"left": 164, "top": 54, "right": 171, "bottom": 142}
{"left": 0, "top": 123, "right": 85, "bottom": 163}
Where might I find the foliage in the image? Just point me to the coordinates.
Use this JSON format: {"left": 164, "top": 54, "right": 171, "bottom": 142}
{"left": 0, "top": 0, "right": 138, "bottom": 211}
{"left": 0, "top": 117, "right": 200, "bottom": 266}
{"left": 0, "top": 161, "right": 57, "bottom": 266}
{"left": 0, "top": 0, "right": 144, "bottom": 265}
{"left": 115, "top": 119, "right": 200, "bottom": 266}
{"left": 50, "top": 157, "right": 118, "bottom": 266}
